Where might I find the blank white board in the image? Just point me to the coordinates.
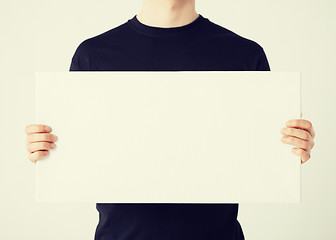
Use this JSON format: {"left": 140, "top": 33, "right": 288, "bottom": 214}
{"left": 35, "top": 71, "right": 301, "bottom": 203}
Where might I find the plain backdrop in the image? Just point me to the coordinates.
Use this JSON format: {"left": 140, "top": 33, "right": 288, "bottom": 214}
{"left": 0, "top": 0, "right": 335, "bottom": 239}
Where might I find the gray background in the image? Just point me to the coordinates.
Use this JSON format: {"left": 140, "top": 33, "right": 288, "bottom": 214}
{"left": 1, "top": 0, "right": 335, "bottom": 239}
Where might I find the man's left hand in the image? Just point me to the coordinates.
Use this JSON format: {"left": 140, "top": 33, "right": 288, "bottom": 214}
{"left": 280, "top": 119, "right": 315, "bottom": 164}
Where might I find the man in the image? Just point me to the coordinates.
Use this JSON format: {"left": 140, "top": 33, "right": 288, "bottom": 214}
{"left": 26, "top": 0, "right": 316, "bottom": 239}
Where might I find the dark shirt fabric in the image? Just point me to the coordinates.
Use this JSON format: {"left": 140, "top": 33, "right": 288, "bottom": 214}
{"left": 70, "top": 13, "right": 270, "bottom": 240}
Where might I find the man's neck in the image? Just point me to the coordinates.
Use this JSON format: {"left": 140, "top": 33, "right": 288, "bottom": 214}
{"left": 136, "top": 0, "right": 199, "bottom": 28}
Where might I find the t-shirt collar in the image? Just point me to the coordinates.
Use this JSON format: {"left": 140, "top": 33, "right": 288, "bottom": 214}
{"left": 127, "top": 13, "right": 206, "bottom": 37}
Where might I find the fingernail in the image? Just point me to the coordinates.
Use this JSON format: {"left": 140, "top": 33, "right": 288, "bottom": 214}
{"left": 50, "top": 143, "right": 55, "bottom": 148}
{"left": 52, "top": 135, "right": 57, "bottom": 141}
{"left": 45, "top": 126, "right": 51, "bottom": 132}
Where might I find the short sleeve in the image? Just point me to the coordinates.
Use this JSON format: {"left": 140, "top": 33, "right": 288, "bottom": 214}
{"left": 255, "top": 47, "right": 271, "bottom": 71}
{"left": 69, "top": 54, "right": 79, "bottom": 71}
{"left": 69, "top": 40, "right": 91, "bottom": 71}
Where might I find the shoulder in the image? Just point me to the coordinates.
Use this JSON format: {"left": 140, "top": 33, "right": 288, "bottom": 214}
{"left": 75, "top": 21, "right": 128, "bottom": 52}
{"left": 203, "top": 18, "right": 270, "bottom": 70}
{"left": 206, "top": 19, "right": 265, "bottom": 54}
{"left": 69, "top": 22, "right": 129, "bottom": 70}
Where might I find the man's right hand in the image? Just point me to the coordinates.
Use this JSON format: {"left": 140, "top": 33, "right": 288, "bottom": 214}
{"left": 25, "top": 124, "right": 57, "bottom": 164}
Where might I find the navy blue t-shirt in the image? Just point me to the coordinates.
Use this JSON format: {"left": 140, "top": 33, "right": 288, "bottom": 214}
{"left": 70, "top": 13, "right": 270, "bottom": 240}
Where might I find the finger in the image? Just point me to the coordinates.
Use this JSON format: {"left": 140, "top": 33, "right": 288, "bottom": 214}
{"left": 280, "top": 127, "right": 314, "bottom": 146}
{"left": 27, "top": 133, "right": 57, "bottom": 143}
{"left": 309, "top": 122, "right": 316, "bottom": 139}
{"left": 291, "top": 147, "right": 311, "bottom": 164}
{"left": 25, "top": 124, "right": 52, "bottom": 135}
{"left": 27, "top": 141, "right": 55, "bottom": 153}
{"left": 286, "top": 119, "right": 315, "bottom": 138}
{"left": 29, "top": 150, "right": 49, "bottom": 163}
{"left": 281, "top": 136, "right": 311, "bottom": 152}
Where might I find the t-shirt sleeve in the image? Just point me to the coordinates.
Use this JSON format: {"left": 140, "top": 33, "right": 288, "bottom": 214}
{"left": 255, "top": 47, "right": 271, "bottom": 71}
{"left": 69, "top": 40, "right": 91, "bottom": 71}
{"left": 69, "top": 53, "right": 79, "bottom": 71}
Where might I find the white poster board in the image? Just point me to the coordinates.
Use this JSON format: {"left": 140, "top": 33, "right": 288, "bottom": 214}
{"left": 35, "top": 71, "right": 301, "bottom": 203}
